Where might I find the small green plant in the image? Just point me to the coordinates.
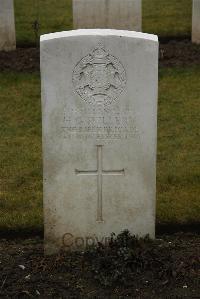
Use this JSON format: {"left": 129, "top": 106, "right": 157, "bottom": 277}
{"left": 32, "top": 19, "right": 40, "bottom": 47}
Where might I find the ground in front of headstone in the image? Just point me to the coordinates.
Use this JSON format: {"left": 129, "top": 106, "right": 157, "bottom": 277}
{"left": 0, "top": 232, "right": 199, "bottom": 298}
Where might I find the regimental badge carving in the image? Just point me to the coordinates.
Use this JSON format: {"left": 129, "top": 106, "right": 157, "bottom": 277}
{"left": 72, "top": 43, "right": 126, "bottom": 106}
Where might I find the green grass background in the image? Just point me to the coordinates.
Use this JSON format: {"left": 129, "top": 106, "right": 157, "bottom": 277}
{"left": 14, "top": 0, "right": 192, "bottom": 46}
{"left": 0, "top": 68, "right": 199, "bottom": 231}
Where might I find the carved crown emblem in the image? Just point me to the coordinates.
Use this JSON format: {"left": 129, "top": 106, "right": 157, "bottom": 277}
{"left": 72, "top": 44, "right": 126, "bottom": 107}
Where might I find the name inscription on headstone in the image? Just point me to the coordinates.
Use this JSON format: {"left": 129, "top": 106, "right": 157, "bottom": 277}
{"left": 62, "top": 106, "right": 138, "bottom": 140}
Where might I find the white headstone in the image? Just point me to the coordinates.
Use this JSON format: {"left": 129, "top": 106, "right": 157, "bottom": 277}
{"left": 40, "top": 29, "right": 158, "bottom": 254}
{"left": 73, "top": 0, "right": 142, "bottom": 31}
{"left": 192, "top": 0, "right": 200, "bottom": 44}
{"left": 0, "top": 0, "right": 16, "bottom": 51}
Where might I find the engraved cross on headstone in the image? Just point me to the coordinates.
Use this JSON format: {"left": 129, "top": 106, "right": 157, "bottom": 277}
{"left": 75, "top": 145, "right": 125, "bottom": 222}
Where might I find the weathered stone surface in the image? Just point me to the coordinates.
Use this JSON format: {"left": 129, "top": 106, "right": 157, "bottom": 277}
{"left": 40, "top": 29, "right": 158, "bottom": 254}
{"left": 73, "top": 0, "right": 142, "bottom": 31}
{"left": 192, "top": 0, "right": 200, "bottom": 44}
{"left": 0, "top": 0, "right": 16, "bottom": 51}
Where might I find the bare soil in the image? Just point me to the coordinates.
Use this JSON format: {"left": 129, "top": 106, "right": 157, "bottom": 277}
{"left": 0, "top": 40, "right": 200, "bottom": 72}
{"left": 0, "top": 48, "right": 39, "bottom": 73}
{"left": 0, "top": 232, "right": 199, "bottom": 299}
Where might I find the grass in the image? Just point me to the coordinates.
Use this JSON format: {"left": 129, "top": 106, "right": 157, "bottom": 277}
{"left": 0, "top": 67, "right": 199, "bottom": 231}
{"left": 0, "top": 73, "right": 43, "bottom": 230}
{"left": 143, "top": 0, "right": 192, "bottom": 37}
{"left": 14, "top": 0, "right": 192, "bottom": 46}
{"left": 15, "top": 0, "right": 73, "bottom": 46}
{"left": 157, "top": 67, "right": 200, "bottom": 225}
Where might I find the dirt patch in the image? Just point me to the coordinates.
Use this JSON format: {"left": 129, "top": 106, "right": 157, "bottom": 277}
{"left": 0, "top": 40, "right": 200, "bottom": 73}
{"left": 0, "top": 232, "right": 199, "bottom": 298}
{"left": 0, "top": 48, "right": 39, "bottom": 73}
{"left": 159, "top": 40, "right": 200, "bottom": 67}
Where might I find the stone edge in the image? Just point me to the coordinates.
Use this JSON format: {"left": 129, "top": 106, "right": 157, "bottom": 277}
{"left": 40, "top": 29, "right": 158, "bottom": 43}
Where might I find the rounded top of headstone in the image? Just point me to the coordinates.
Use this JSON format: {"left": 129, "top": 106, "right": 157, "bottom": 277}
{"left": 40, "top": 29, "right": 158, "bottom": 43}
